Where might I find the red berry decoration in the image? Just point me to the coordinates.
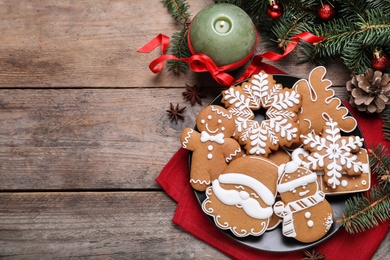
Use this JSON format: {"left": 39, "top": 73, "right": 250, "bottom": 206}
{"left": 317, "top": 3, "right": 335, "bottom": 21}
{"left": 267, "top": 0, "right": 283, "bottom": 19}
{"left": 372, "top": 47, "right": 390, "bottom": 72}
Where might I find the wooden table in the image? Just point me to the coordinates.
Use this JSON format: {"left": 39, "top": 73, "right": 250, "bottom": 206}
{"left": 0, "top": 0, "right": 388, "bottom": 258}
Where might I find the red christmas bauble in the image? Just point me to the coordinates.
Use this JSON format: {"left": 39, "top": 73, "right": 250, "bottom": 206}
{"left": 267, "top": 1, "right": 283, "bottom": 19}
{"left": 372, "top": 49, "right": 390, "bottom": 71}
{"left": 317, "top": 3, "right": 335, "bottom": 21}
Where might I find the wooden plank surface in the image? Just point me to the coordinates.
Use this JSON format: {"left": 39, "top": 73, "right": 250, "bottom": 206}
{"left": 0, "top": 0, "right": 388, "bottom": 258}
{"left": 0, "top": 192, "right": 388, "bottom": 259}
{"left": 0, "top": 0, "right": 352, "bottom": 88}
{"left": 0, "top": 192, "right": 225, "bottom": 258}
{"left": 0, "top": 87, "right": 349, "bottom": 190}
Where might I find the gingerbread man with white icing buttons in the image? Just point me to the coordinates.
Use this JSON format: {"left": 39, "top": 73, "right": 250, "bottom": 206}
{"left": 274, "top": 148, "right": 333, "bottom": 243}
{"left": 180, "top": 105, "right": 243, "bottom": 191}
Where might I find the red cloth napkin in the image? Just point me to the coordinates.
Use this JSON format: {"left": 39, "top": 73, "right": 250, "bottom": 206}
{"left": 156, "top": 64, "right": 390, "bottom": 259}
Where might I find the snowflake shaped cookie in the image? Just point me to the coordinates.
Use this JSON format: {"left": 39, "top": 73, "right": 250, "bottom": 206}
{"left": 222, "top": 71, "right": 301, "bottom": 156}
{"left": 301, "top": 113, "right": 365, "bottom": 189}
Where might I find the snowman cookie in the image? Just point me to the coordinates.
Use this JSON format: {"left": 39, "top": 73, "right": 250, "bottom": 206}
{"left": 202, "top": 156, "right": 280, "bottom": 237}
{"left": 274, "top": 149, "right": 333, "bottom": 243}
{"left": 180, "top": 105, "right": 243, "bottom": 191}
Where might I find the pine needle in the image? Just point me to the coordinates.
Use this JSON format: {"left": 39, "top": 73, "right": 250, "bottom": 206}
{"left": 338, "top": 145, "right": 390, "bottom": 234}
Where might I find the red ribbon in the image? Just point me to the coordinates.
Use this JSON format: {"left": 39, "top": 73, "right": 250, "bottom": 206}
{"left": 260, "top": 32, "right": 325, "bottom": 61}
{"left": 137, "top": 32, "right": 325, "bottom": 86}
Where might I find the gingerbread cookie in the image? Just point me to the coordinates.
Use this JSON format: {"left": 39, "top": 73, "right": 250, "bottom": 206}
{"left": 202, "top": 156, "right": 280, "bottom": 237}
{"left": 222, "top": 71, "right": 302, "bottom": 156}
{"left": 293, "top": 66, "right": 357, "bottom": 136}
{"left": 317, "top": 148, "right": 371, "bottom": 194}
{"left": 180, "top": 105, "right": 243, "bottom": 191}
{"left": 274, "top": 149, "right": 333, "bottom": 243}
{"left": 301, "top": 113, "right": 367, "bottom": 190}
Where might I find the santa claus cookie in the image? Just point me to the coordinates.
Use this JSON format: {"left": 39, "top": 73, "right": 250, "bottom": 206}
{"left": 222, "top": 71, "right": 301, "bottom": 156}
{"left": 300, "top": 113, "right": 367, "bottom": 190}
{"left": 202, "top": 156, "right": 279, "bottom": 237}
{"left": 274, "top": 149, "right": 333, "bottom": 243}
{"left": 180, "top": 105, "right": 243, "bottom": 191}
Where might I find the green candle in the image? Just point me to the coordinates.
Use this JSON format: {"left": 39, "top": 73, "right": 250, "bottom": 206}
{"left": 189, "top": 3, "right": 257, "bottom": 67}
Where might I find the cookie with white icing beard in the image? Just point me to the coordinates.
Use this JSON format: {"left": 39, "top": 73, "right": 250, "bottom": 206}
{"left": 202, "top": 156, "right": 279, "bottom": 237}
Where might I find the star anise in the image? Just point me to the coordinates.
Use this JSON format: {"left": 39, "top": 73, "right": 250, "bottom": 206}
{"left": 166, "top": 103, "right": 186, "bottom": 123}
{"left": 302, "top": 249, "right": 326, "bottom": 260}
{"left": 182, "top": 84, "right": 206, "bottom": 106}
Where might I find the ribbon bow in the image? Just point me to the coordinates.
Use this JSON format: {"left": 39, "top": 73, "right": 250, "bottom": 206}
{"left": 200, "top": 131, "right": 225, "bottom": 144}
{"left": 137, "top": 32, "right": 325, "bottom": 87}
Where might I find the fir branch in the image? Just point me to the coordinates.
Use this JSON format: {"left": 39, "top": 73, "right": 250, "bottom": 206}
{"left": 162, "top": 0, "right": 192, "bottom": 74}
{"left": 270, "top": 7, "right": 315, "bottom": 49}
{"left": 162, "top": 0, "right": 191, "bottom": 25}
{"left": 166, "top": 27, "right": 191, "bottom": 74}
{"left": 370, "top": 145, "right": 390, "bottom": 186}
{"left": 341, "top": 42, "right": 372, "bottom": 74}
{"left": 383, "top": 106, "right": 390, "bottom": 140}
{"left": 338, "top": 145, "right": 390, "bottom": 234}
{"left": 338, "top": 186, "right": 390, "bottom": 233}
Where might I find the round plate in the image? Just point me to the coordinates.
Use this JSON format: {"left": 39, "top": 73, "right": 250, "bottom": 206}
{"left": 190, "top": 74, "right": 364, "bottom": 252}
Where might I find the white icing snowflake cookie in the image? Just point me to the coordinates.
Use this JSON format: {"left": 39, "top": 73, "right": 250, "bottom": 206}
{"left": 222, "top": 71, "right": 301, "bottom": 156}
{"left": 300, "top": 113, "right": 370, "bottom": 190}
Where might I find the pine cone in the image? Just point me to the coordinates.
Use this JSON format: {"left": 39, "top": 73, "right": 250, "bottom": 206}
{"left": 346, "top": 69, "right": 390, "bottom": 113}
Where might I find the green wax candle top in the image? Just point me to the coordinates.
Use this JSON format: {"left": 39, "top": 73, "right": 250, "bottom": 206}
{"left": 189, "top": 3, "right": 257, "bottom": 67}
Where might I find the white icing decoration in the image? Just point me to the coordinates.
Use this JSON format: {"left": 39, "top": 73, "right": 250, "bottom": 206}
{"left": 210, "top": 105, "right": 232, "bottom": 119}
{"left": 299, "top": 190, "right": 310, "bottom": 197}
{"left": 208, "top": 145, "right": 213, "bottom": 151}
{"left": 273, "top": 191, "right": 326, "bottom": 238}
{"left": 362, "top": 180, "right": 367, "bottom": 185}
{"left": 211, "top": 179, "right": 274, "bottom": 220}
{"left": 218, "top": 119, "right": 222, "bottom": 123}
{"left": 225, "top": 147, "right": 241, "bottom": 163}
{"left": 285, "top": 161, "right": 299, "bottom": 174}
{"left": 291, "top": 148, "right": 309, "bottom": 165}
{"left": 207, "top": 153, "right": 212, "bottom": 160}
{"left": 218, "top": 173, "right": 275, "bottom": 205}
{"left": 301, "top": 114, "right": 364, "bottom": 189}
{"left": 305, "top": 212, "right": 311, "bottom": 218}
{"left": 277, "top": 171, "right": 317, "bottom": 193}
{"left": 324, "top": 213, "right": 333, "bottom": 231}
{"left": 190, "top": 179, "right": 211, "bottom": 185}
{"left": 207, "top": 115, "right": 212, "bottom": 120}
{"left": 200, "top": 131, "right": 225, "bottom": 144}
{"left": 181, "top": 128, "right": 194, "bottom": 149}
{"left": 223, "top": 71, "right": 301, "bottom": 155}
{"left": 205, "top": 124, "right": 218, "bottom": 134}
{"left": 341, "top": 180, "right": 348, "bottom": 187}
{"left": 307, "top": 220, "right": 314, "bottom": 227}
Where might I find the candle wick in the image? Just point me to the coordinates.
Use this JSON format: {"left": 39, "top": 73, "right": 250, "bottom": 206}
{"left": 220, "top": 21, "right": 225, "bottom": 28}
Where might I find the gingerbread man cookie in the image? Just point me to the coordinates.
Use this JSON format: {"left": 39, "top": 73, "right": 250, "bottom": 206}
{"left": 180, "top": 105, "right": 243, "bottom": 191}
{"left": 274, "top": 148, "right": 333, "bottom": 243}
